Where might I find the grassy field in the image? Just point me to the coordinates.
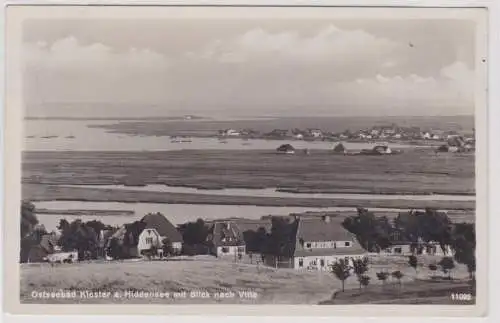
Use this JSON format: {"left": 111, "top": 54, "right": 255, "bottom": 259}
{"left": 20, "top": 255, "right": 474, "bottom": 304}
{"left": 23, "top": 149, "right": 474, "bottom": 196}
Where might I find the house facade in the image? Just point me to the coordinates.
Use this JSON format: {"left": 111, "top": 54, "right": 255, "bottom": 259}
{"left": 207, "top": 221, "right": 246, "bottom": 258}
{"left": 136, "top": 213, "right": 183, "bottom": 257}
{"left": 384, "top": 241, "right": 453, "bottom": 257}
{"left": 292, "top": 216, "right": 367, "bottom": 271}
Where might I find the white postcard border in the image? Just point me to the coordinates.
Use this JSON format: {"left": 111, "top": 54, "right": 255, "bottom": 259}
{"left": 1, "top": 0, "right": 498, "bottom": 319}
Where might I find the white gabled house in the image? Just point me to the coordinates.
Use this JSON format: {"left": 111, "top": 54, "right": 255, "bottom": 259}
{"left": 137, "top": 213, "right": 183, "bottom": 257}
{"left": 264, "top": 215, "right": 367, "bottom": 271}
{"left": 292, "top": 216, "right": 367, "bottom": 271}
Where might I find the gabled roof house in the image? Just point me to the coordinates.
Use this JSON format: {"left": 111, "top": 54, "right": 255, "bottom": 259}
{"left": 137, "top": 213, "right": 184, "bottom": 257}
{"left": 265, "top": 215, "right": 367, "bottom": 270}
{"left": 207, "top": 221, "right": 246, "bottom": 258}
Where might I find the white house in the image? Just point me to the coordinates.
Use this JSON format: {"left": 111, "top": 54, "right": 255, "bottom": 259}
{"left": 207, "top": 221, "right": 246, "bottom": 258}
{"left": 422, "top": 132, "right": 432, "bottom": 140}
{"left": 266, "top": 215, "right": 367, "bottom": 271}
{"left": 224, "top": 129, "right": 241, "bottom": 136}
{"left": 383, "top": 241, "right": 454, "bottom": 257}
{"left": 309, "top": 129, "right": 323, "bottom": 138}
{"left": 137, "top": 213, "right": 183, "bottom": 257}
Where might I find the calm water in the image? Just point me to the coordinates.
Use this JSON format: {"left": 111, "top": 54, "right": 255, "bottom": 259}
{"left": 61, "top": 184, "right": 475, "bottom": 201}
{"left": 24, "top": 120, "right": 420, "bottom": 151}
{"left": 34, "top": 201, "right": 420, "bottom": 231}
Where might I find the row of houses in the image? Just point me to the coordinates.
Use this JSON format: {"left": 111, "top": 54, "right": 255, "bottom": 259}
{"left": 26, "top": 212, "right": 453, "bottom": 270}
{"left": 217, "top": 126, "right": 473, "bottom": 142}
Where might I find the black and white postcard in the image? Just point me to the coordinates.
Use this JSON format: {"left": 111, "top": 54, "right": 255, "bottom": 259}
{"left": 3, "top": 3, "right": 490, "bottom": 317}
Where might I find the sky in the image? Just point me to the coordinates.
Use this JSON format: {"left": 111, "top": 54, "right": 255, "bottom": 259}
{"left": 22, "top": 19, "right": 477, "bottom": 117}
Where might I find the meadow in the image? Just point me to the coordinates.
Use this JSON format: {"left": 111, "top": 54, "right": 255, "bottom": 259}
{"left": 20, "top": 255, "right": 474, "bottom": 304}
{"left": 23, "top": 149, "right": 474, "bottom": 196}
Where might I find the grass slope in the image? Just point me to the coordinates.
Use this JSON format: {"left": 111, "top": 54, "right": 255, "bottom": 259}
{"left": 21, "top": 255, "right": 473, "bottom": 305}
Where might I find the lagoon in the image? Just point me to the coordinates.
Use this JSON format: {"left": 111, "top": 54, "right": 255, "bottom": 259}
{"left": 24, "top": 120, "right": 424, "bottom": 151}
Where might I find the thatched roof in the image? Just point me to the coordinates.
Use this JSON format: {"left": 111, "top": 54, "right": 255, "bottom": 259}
{"left": 276, "top": 144, "right": 295, "bottom": 152}
{"left": 141, "top": 213, "right": 183, "bottom": 243}
{"left": 332, "top": 143, "right": 346, "bottom": 152}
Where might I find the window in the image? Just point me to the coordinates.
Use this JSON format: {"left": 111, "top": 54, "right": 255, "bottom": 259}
{"left": 345, "top": 241, "right": 351, "bottom": 247}
{"left": 222, "top": 247, "right": 229, "bottom": 253}
{"left": 334, "top": 242, "right": 337, "bottom": 249}
{"left": 145, "top": 237, "right": 153, "bottom": 244}
{"left": 298, "top": 258, "right": 304, "bottom": 267}
{"left": 237, "top": 246, "right": 245, "bottom": 253}
{"left": 306, "top": 243, "right": 311, "bottom": 248}
{"left": 394, "top": 247, "right": 402, "bottom": 254}
{"left": 320, "top": 259, "right": 325, "bottom": 267}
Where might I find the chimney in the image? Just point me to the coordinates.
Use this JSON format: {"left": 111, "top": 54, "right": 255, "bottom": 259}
{"left": 322, "top": 215, "right": 331, "bottom": 223}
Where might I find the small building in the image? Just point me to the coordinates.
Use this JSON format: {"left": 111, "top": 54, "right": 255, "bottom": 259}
{"left": 308, "top": 129, "right": 323, "bottom": 138}
{"left": 422, "top": 132, "right": 432, "bottom": 140}
{"left": 332, "top": 143, "right": 347, "bottom": 154}
{"left": 46, "top": 251, "right": 78, "bottom": 263}
{"left": 207, "top": 221, "right": 246, "bottom": 258}
{"left": 276, "top": 144, "right": 295, "bottom": 154}
{"left": 383, "top": 241, "right": 453, "bottom": 257}
{"left": 137, "top": 213, "right": 183, "bottom": 257}
{"left": 224, "top": 129, "right": 240, "bottom": 136}
{"left": 372, "top": 145, "right": 392, "bottom": 155}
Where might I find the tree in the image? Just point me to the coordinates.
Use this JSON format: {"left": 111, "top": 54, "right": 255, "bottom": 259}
{"left": 359, "top": 275, "right": 371, "bottom": 289}
{"left": 342, "top": 208, "right": 393, "bottom": 252}
{"left": 20, "top": 201, "right": 42, "bottom": 262}
{"left": 107, "top": 237, "right": 122, "bottom": 260}
{"left": 450, "top": 223, "right": 476, "bottom": 280}
{"left": 393, "top": 209, "right": 452, "bottom": 254}
{"left": 162, "top": 238, "right": 174, "bottom": 257}
{"left": 123, "top": 220, "right": 147, "bottom": 248}
{"left": 58, "top": 219, "right": 99, "bottom": 260}
{"left": 243, "top": 227, "right": 268, "bottom": 253}
{"left": 391, "top": 270, "right": 404, "bottom": 289}
{"left": 376, "top": 271, "right": 389, "bottom": 288}
{"left": 20, "top": 201, "right": 38, "bottom": 238}
{"left": 408, "top": 255, "right": 418, "bottom": 274}
{"left": 178, "top": 218, "right": 209, "bottom": 246}
{"left": 267, "top": 217, "right": 298, "bottom": 266}
{"left": 438, "top": 257, "right": 455, "bottom": 279}
{"left": 352, "top": 257, "right": 370, "bottom": 290}
{"left": 330, "top": 259, "right": 351, "bottom": 292}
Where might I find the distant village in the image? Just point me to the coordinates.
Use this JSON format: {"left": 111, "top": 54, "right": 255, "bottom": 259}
{"left": 215, "top": 124, "right": 475, "bottom": 155}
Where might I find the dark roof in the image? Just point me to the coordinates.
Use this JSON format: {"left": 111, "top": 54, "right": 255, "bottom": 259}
{"left": 277, "top": 144, "right": 295, "bottom": 152}
{"left": 141, "top": 213, "right": 183, "bottom": 242}
{"left": 39, "top": 234, "right": 58, "bottom": 254}
{"left": 210, "top": 221, "right": 245, "bottom": 247}
{"left": 333, "top": 143, "right": 346, "bottom": 152}
{"left": 293, "top": 217, "right": 366, "bottom": 257}
{"left": 232, "top": 219, "right": 272, "bottom": 234}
